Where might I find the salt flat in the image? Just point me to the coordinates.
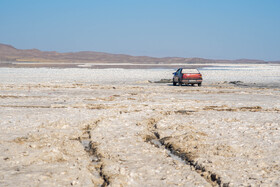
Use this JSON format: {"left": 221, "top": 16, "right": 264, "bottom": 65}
{"left": 0, "top": 64, "right": 279, "bottom": 186}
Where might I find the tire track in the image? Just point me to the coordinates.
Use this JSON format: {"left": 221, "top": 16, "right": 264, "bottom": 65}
{"left": 143, "top": 116, "right": 230, "bottom": 187}
{"left": 77, "top": 119, "right": 110, "bottom": 187}
{"left": 89, "top": 112, "right": 210, "bottom": 186}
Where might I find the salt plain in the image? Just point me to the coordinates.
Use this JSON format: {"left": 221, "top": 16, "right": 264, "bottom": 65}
{"left": 0, "top": 64, "right": 279, "bottom": 186}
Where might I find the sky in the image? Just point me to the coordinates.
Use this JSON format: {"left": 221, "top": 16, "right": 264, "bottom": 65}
{"left": 0, "top": 0, "right": 280, "bottom": 60}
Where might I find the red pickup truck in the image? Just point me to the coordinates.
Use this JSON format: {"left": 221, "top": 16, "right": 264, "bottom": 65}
{"left": 172, "top": 68, "right": 203, "bottom": 86}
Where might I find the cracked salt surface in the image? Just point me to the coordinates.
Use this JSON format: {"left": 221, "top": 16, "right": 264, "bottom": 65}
{"left": 0, "top": 64, "right": 280, "bottom": 186}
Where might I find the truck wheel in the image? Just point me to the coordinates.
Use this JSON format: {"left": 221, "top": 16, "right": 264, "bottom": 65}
{"left": 179, "top": 82, "right": 182, "bottom": 86}
{"left": 173, "top": 79, "right": 176, "bottom": 86}
{"left": 198, "top": 83, "right": 202, "bottom": 87}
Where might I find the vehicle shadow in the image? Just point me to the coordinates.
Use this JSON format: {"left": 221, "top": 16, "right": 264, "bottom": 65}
{"left": 167, "top": 84, "right": 198, "bottom": 87}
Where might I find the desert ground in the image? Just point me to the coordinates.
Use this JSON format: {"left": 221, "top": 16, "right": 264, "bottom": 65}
{"left": 0, "top": 64, "right": 279, "bottom": 186}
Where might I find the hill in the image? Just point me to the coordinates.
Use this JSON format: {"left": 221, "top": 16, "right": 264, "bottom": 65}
{"left": 0, "top": 43, "right": 278, "bottom": 64}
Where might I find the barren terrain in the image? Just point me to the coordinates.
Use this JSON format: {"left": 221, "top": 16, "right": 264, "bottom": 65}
{"left": 1, "top": 43, "right": 279, "bottom": 65}
{"left": 0, "top": 65, "right": 279, "bottom": 186}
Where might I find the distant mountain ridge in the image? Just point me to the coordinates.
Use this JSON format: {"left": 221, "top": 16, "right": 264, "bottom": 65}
{"left": 0, "top": 43, "right": 278, "bottom": 64}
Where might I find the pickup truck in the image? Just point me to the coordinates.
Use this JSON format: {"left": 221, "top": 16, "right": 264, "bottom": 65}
{"left": 172, "top": 68, "right": 202, "bottom": 86}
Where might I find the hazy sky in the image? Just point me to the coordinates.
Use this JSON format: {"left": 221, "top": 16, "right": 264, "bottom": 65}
{"left": 1, "top": 0, "right": 280, "bottom": 60}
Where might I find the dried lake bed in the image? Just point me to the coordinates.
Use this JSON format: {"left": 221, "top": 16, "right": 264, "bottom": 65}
{"left": 0, "top": 64, "right": 280, "bottom": 186}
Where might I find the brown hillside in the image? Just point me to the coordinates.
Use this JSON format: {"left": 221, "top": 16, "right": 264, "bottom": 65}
{"left": 0, "top": 43, "right": 277, "bottom": 64}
